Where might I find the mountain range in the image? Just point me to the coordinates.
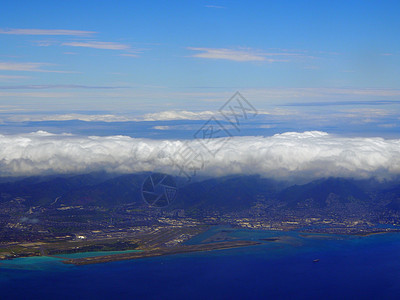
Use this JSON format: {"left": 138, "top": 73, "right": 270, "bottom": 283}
{"left": 1, "top": 173, "right": 400, "bottom": 216}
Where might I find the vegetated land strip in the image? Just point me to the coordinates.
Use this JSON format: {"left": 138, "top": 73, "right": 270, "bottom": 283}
{"left": 63, "top": 240, "right": 260, "bottom": 265}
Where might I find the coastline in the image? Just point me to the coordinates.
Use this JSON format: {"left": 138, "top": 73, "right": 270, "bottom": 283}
{"left": 62, "top": 240, "right": 261, "bottom": 266}
{"left": 2, "top": 226, "right": 400, "bottom": 264}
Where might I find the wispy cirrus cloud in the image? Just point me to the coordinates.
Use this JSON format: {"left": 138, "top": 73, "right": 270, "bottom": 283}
{"left": 0, "top": 84, "right": 128, "bottom": 90}
{"left": 0, "top": 62, "right": 47, "bottom": 72}
{"left": 0, "top": 62, "right": 74, "bottom": 73}
{"left": 119, "top": 53, "right": 139, "bottom": 57}
{"left": 205, "top": 5, "right": 226, "bottom": 9}
{"left": 1, "top": 28, "right": 140, "bottom": 57}
{"left": 188, "top": 47, "right": 301, "bottom": 62}
{"left": 188, "top": 47, "right": 266, "bottom": 62}
{"left": 62, "top": 41, "right": 130, "bottom": 50}
{"left": 33, "top": 40, "right": 58, "bottom": 47}
{"left": 0, "top": 28, "right": 95, "bottom": 36}
{"left": 0, "top": 91, "right": 72, "bottom": 98}
{"left": 0, "top": 75, "right": 29, "bottom": 80}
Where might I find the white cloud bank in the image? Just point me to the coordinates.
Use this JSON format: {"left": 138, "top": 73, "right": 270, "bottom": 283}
{"left": 0, "top": 131, "right": 399, "bottom": 180}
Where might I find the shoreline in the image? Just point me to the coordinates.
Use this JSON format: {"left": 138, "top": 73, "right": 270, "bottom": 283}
{"left": 297, "top": 228, "right": 400, "bottom": 237}
{"left": 2, "top": 226, "right": 400, "bottom": 263}
{"left": 62, "top": 240, "right": 261, "bottom": 266}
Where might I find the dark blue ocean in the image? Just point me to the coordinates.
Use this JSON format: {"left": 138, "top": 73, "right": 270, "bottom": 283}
{"left": 1, "top": 228, "right": 400, "bottom": 299}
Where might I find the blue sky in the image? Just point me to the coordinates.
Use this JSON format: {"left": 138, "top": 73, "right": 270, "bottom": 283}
{"left": 0, "top": 0, "right": 400, "bottom": 136}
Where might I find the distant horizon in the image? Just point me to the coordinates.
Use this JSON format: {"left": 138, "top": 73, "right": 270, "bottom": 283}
{"left": 1, "top": 1, "right": 400, "bottom": 138}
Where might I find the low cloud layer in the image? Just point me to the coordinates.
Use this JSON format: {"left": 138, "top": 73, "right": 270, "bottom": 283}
{"left": 1, "top": 109, "right": 288, "bottom": 123}
{"left": 0, "top": 131, "right": 399, "bottom": 180}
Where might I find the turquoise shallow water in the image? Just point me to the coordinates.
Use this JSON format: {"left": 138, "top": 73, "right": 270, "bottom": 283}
{"left": 0, "top": 250, "right": 141, "bottom": 271}
{"left": 1, "top": 228, "right": 400, "bottom": 299}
